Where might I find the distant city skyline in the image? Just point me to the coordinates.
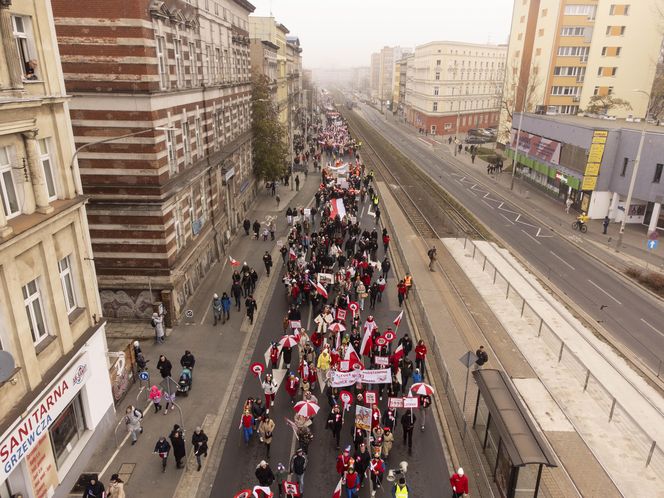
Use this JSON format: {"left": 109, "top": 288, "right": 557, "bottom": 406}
{"left": 248, "top": 0, "right": 514, "bottom": 68}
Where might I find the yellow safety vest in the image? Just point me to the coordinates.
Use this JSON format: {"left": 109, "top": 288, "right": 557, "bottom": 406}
{"left": 395, "top": 484, "right": 408, "bottom": 498}
{"left": 404, "top": 276, "right": 412, "bottom": 287}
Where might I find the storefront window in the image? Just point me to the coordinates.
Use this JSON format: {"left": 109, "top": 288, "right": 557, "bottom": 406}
{"left": 0, "top": 480, "right": 12, "bottom": 498}
{"left": 49, "top": 394, "right": 85, "bottom": 468}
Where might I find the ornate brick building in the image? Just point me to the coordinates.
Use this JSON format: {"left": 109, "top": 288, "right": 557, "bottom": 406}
{"left": 51, "top": 0, "right": 256, "bottom": 322}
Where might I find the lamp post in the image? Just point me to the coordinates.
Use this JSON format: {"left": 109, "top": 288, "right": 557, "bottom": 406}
{"left": 509, "top": 84, "right": 529, "bottom": 191}
{"left": 616, "top": 89, "right": 652, "bottom": 252}
{"left": 69, "top": 126, "right": 175, "bottom": 195}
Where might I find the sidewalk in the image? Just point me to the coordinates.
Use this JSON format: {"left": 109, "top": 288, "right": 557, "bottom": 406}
{"left": 77, "top": 170, "right": 321, "bottom": 498}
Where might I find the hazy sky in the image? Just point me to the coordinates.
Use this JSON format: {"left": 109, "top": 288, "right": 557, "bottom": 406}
{"left": 248, "top": 0, "right": 515, "bottom": 68}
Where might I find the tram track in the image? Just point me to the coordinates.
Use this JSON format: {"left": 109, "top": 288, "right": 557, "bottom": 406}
{"left": 339, "top": 104, "right": 489, "bottom": 241}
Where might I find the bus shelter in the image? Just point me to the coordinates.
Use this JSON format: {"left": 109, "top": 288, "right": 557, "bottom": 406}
{"left": 472, "top": 369, "right": 557, "bottom": 498}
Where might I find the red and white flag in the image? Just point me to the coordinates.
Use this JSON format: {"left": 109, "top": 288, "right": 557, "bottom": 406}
{"left": 289, "top": 247, "right": 298, "bottom": 261}
{"left": 344, "top": 343, "right": 363, "bottom": 370}
{"left": 332, "top": 477, "right": 343, "bottom": 498}
{"left": 329, "top": 198, "right": 346, "bottom": 219}
{"left": 392, "top": 343, "right": 405, "bottom": 361}
{"left": 393, "top": 311, "right": 404, "bottom": 328}
{"left": 360, "top": 328, "right": 373, "bottom": 357}
{"left": 310, "top": 279, "right": 328, "bottom": 299}
{"left": 229, "top": 256, "right": 241, "bottom": 267}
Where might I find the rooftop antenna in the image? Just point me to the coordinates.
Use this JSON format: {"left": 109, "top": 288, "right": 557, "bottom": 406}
{"left": 269, "top": 0, "right": 273, "bottom": 16}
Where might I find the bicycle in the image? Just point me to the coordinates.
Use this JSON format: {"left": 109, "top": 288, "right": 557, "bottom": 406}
{"left": 572, "top": 220, "right": 588, "bottom": 233}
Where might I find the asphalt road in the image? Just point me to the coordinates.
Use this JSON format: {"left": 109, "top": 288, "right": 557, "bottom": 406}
{"left": 355, "top": 103, "right": 664, "bottom": 375}
{"left": 211, "top": 191, "right": 449, "bottom": 496}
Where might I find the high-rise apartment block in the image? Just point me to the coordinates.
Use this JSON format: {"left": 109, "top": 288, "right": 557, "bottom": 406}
{"left": 0, "top": 1, "right": 113, "bottom": 496}
{"left": 502, "top": 0, "right": 663, "bottom": 127}
{"left": 50, "top": 0, "right": 257, "bottom": 323}
{"left": 404, "top": 41, "right": 507, "bottom": 135}
{"left": 370, "top": 46, "right": 412, "bottom": 107}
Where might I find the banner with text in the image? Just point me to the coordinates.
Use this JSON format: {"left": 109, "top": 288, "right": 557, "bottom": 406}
{"left": 330, "top": 368, "right": 392, "bottom": 388}
{"left": 510, "top": 129, "right": 561, "bottom": 165}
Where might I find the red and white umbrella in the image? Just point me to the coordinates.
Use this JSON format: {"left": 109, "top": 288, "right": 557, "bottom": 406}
{"left": 328, "top": 322, "right": 346, "bottom": 333}
{"left": 294, "top": 400, "right": 320, "bottom": 418}
{"left": 279, "top": 335, "right": 299, "bottom": 349}
{"left": 410, "top": 382, "right": 435, "bottom": 396}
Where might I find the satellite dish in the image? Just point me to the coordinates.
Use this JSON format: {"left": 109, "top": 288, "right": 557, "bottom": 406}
{"left": 0, "top": 350, "right": 16, "bottom": 383}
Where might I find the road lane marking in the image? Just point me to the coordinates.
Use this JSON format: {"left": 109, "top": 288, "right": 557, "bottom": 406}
{"left": 549, "top": 251, "right": 575, "bottom": 271}
{"left": 587, "top": 279, "right": 622, "bottom": 305}
{"left": 536, "top": 228, "right": 552, "bottom": 238}
{"left": 521, "top": 229, "right": 541, "bottom": 245}
{"left": 641, "top": 318, "right": 664, "bottom": 339}
{"left": 500, "top": 213, "right": 515, "bottom": 225}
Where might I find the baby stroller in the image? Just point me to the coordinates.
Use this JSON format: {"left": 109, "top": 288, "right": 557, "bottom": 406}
{"left": 177, "top": 367, "right": 192, "bottom": 396}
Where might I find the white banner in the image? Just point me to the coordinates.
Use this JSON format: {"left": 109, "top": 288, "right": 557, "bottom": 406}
{"left": 330, "top": 368, "right": 392, "bottom": 388}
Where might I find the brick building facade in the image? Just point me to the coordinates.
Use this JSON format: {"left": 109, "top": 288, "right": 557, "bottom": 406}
{"left": 51, "top": 0, "right": 257, "bottom": 322}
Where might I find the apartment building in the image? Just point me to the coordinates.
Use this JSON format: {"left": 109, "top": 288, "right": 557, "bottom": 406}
{"left": 404, "top": 41, "right": 507, "bottom": 135}
{"left": 370, "top": 46, "right": 412, "bottom": 107}
{"left": 50, "top": 0, "right": 256, "bottom": 323}
{"left": 501, "top": 0, "right": 663, "bottom": 137}
{"left": 0, "top": 1, "right": 113, "bottom": 496}
{"left": 249, "top": 38, "right": 279, "bottom": 91}
{"left": 370, "top": 52, "right": 381, "bottom": 100}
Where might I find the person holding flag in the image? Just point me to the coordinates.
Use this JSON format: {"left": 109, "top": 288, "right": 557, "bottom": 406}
{"left": 369, "top": 454, "right": 385, "bottom": 495}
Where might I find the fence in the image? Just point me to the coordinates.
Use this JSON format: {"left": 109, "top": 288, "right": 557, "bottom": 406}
{"left": 462, "top": 237, "right": 664, "bottom": 473}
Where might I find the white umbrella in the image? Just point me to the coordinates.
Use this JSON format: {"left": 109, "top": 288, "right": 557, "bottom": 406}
{"left": 293, "top": 400, "right": 320, "bottom": 418}
{"left": 410, "top": 382, "right": 435, "bottom": 396}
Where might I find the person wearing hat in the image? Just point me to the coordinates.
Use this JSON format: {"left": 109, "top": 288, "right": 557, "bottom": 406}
{"left": 327, "top": 404, "right": 343, "bottom": 450}
{"left": 344, "top": 465, "right": 360, "bottom": 498}
{"left": 153, "top": 436, "right": 171, "bottom": 472}
{"left": 192, "top": 426, "right": 209, "bottom": 471}
{"left": 392, "top": 476, "right": 409, "bottom": 498}
{"left": 285, "top": 372, "right": 300, "bottom": 404}
{"left": 354, "top": 442, "right": 370, "bottom": 486}
{"left": 255, "top": 460, "right": 275, "bottom": 490}
{"left": 450, "top": 467, "right": 469, "bottom": 498}
{"left": 169, "top": 425, "right": 186, "bottom": 468}
{"left": 289, "top": 448, "right": 307, "bottom": 494}
{"left": 82, "top": 476, "right": 105, "bottom": 498}
{"left": 258, "top": 413, "right": 275, "bottom": 457}
{"left": 336, "top": 446, "right": 352, "bottom": 475}
{"left": 275, "top": 462, "right": 288, "bottom": 498}
{"left": 151, "top": 311, "right": 165, "bottom": 343}
{"left": 239, "top": 409, "right": 254, "bottom": 444}
{"left": 369, "top": 453, "right": 385, "bottom": 496}
{"left": 382, "top": 426, "right": 394, "bottom": 459}
{"left": 212, "top": 293, "right": 222, "bottom": 325}
{"left": 107, "top": 474, "right": 125, "bottom": 498}
{"left": 262, "top": 373, "right": 278, "bottom": 410}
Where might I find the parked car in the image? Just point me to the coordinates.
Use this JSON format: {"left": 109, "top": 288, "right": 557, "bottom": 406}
{"left": 464, "top": 135, "right": 492, "bottom": 144}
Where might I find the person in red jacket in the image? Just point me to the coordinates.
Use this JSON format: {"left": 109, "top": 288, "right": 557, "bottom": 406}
{"left": 344, "top": 465, "right": 360, "bottom": 497}
{"left": 397, "top": 280, "right": 407, "bottom": 307}
{"left": 450, "top": 467, "right": 469, "bottom": 497}
{"left": 269, "top": 343, "right": 279, "bottom": 369}
{"left": 285, "top": 373, "right": 299, "bottom": 404}
{"left": 369, "top": 455, "right": 385, "bottom": 491}
{"left": 336, "top": 446, "right": 352, "bottom": 475}
{"left": 415, "top": 339, "right": 428, "bottom": 380}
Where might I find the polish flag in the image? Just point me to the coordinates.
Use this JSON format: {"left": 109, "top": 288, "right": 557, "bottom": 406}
{"left": 289, "top": 247, "right": 298, "bottom": 261}
{"left": 344, "top": 343, "right": 363, "bottom": 370}
{"left": 229, "top": 256, "right": 241, "bottom": 267}
{"left": 392, "top": 343, "right": 405, "bottom": 362}
{"left": 310, "top": 279, "right": 328, "bottom": 299}
{"left": 332, "top": 477, "right": 343, "bottom": 498}
{"left": 329, "top": 198, "right": 346, "bottom": 219}
{"left": 393, "top": 311, "right": 404, "bottom": 328}
{"left": 360, "top": 328, "right": 373, "bottom": 357}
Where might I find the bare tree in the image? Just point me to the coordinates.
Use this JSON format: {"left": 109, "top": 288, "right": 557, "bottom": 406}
{"left": 582, "top": 94, "right": 632, "bottom": 115}
{"left": 498, "top": 55, "right": 542, "bottom": 144}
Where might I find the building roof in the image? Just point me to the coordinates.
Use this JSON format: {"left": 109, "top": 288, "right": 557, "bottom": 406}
{"left": 416, "top": 40, "right": 508, "bottom": 50}
{"left": 516, "top": 112, "right": 664, "bottom": 136}
{"left": 473, "top": 369, "right": 558, "bottom": 468}
{"left": 231, "top": 0, "right": 256, "bottom": 13}
{"left": 276, "top": 22, "right": 289, "bottom": 34}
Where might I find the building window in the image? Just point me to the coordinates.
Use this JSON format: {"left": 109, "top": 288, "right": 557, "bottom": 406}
{"left": 518, "top": 33, "right": 523, "bottom": 40}
{"left": 557, "top": 46, "right": 589, "bottom": 57}
{"left": 602, "top": 46, "right": 622, "bottom": 56}
{"left": 182, "top": 122, "right": 191, "bottom": 164}
{"left": 654, "top": 163, "right": 663, "bottom": 184}
{"left": 538, "top": 29, "right": 545, "bottom": 37}
{"left": 206, "top": 45, "right": 213, "bottom": 83}
{"left": 551, "top": 86, "right": 580, "bottom": 96}
{"left": 216, "top": 112, "right": 224, "bottom": 144}
{"left": 542, "top": 8, "right": 548, "bottom": 16}
{"left": 50, "top": 395, "right": 86, "bottom": 468}
{"left": 215, "top": 47, "right": 222, "bottom": 81}
{"left": 561, "top": 26, "right": 585, "bottom": 36}
{"left": 621, "top": 157, "right": 628, "bottom": 176}
{"left": 433, "top": 102, "right": 438, "bottom": 111}
{"left": 598, "top": 67, "right": 618, "bottom": 76}
{"left": 609, "top": 4, "right": 630, "bottom": 15}
{"left": 606, "top": 25, "right": 626, "bottom": 36}
{"left": 166, "top": 129, "right": 177, "bottom": 174}
{"left": 156, "top": 36, "right": 168, "bottom": 90}
{"left": 433, "top": 86, "right": 439, "bottom": 96}
{"left": 564, "top": 4, "right": 597, "bottom": 19}
{"left": 434, "top": 72, "right": 440, "bottom": 80}
{"left": 0, "top": 146, "right": 20, "bottom": 218}
{"left": 174, "top": 39, "right": 184, "bottom": 87}
{"left": 520, "top": 15, "right": 525, "bottom": 23}
{"left": 58, "top": 256, "right": 77, "bottom": 314}
{"left": 436, "top": 59, "right": 441, "bottom": 66}
{"left": 23, "top": 278, "right": 48, "bottom": 344}
{"left": 38, "top": 138, "right": 57, "bottom": 201}
{"left": 189, "top": 42, "right": 198, "bottom": 86}
{"left": 535, "top": 48, "right": 542, "bottom": 56}
{"left": 195, "top": 117, "right": 202, "bottom": 156}
{"left": 174, "top": 204, "right": 184, "bottom": 249}
{"left": 12, "top": 16, "right": 38, "bottom": 80}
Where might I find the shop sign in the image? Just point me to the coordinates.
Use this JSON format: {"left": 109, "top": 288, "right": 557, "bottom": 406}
{"left": 582, "top": 130, "right": 608, "bottom": 191}
{"left": 581, "top": 176, "right": 598, "bottom": 191}
{"left": 27, "top": 435, "right": 58, "bottom": 498}
{"left": 224, "top": 167, "right": 235, "bottom": 182}
{"left": 510, "top": 129, "right": 561, "bottom": 165}
{"left": 555, "top": 172, "right": 568, "bottom": 184}
{"left": 0, "top": 353, "right": 90, "bottom": 480}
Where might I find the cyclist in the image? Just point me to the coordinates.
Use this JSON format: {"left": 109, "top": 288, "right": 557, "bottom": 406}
{"left": 577, "top": 211, "right": 589, "bottom": 227}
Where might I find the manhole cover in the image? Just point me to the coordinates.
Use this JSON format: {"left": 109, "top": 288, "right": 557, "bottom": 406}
{"left": 117, "top": 462, "right": 136, "bottom": 483}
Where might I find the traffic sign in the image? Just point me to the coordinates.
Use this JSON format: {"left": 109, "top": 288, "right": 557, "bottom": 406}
{"left": 459, "top": 351, "right": 478, "bottom": 368}
{"left": 138, "top": 371, "right": 149, "bottom": 382}
{"left": 648, "top": 239, "right": 659, "bottom": 250}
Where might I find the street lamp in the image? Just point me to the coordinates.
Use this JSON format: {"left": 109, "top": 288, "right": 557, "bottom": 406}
{"left": 69, "top": 126, "right": 176, "bottom": 195}
{"left": 616, "top": 89, "right": 652, "bottom": 252}
{"left": 509, "top": 84, "right": 529, "bottom": 191}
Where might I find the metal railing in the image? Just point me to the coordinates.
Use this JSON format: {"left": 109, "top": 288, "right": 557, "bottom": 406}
{"left": 463, "top": 237, "right": 664, "bottom": 473}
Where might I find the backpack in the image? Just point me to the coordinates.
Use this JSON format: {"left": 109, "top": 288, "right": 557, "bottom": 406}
{"left": 134, "top": 408, "right": 144, "bottom": 419}
{"left": 151, "top": 318, "right": 157, "bottom": 328}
